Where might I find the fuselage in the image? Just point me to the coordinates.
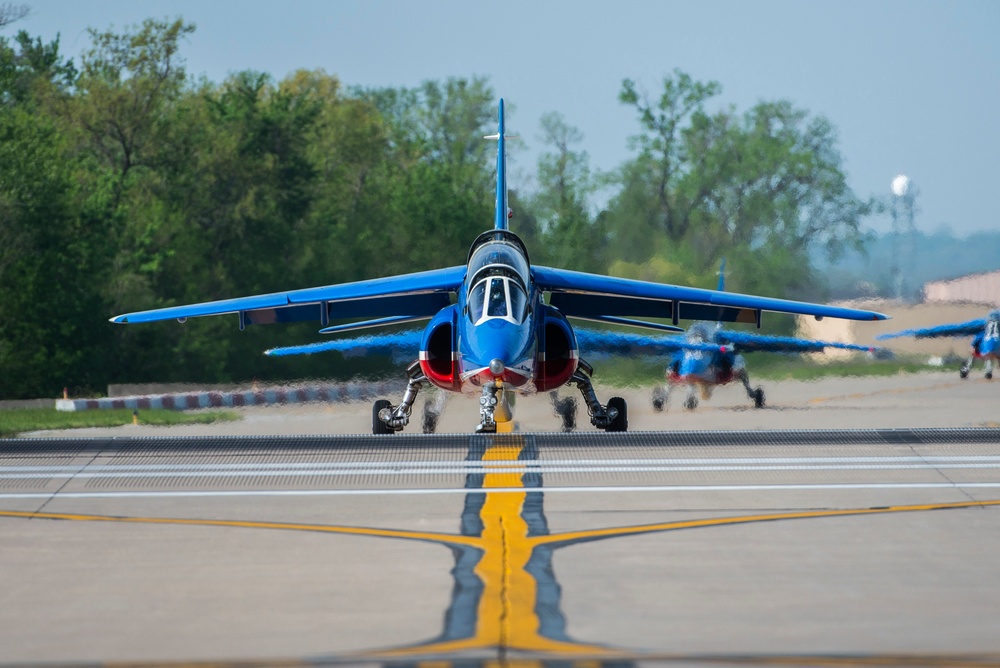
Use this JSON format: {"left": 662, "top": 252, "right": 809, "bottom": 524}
{"left": 666, "top": 323, "right": 741, "bottom": 387}
{"left": 418, "top": 229, "right": 579, "bottom": 395}
{"left": 972, "top": 316, "right": 1000, "bottom": 360}
{"left": 458, "top": 231, "right": 536, "bottom": 387}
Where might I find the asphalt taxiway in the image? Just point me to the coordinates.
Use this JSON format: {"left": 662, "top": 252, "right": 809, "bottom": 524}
{"left": 3, "top": 372, "right": 1000, "bottom": 666}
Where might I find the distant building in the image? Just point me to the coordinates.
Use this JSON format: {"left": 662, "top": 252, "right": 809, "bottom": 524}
{"left": 924, "top": 270, "right": 1000, "bottom": 308}
{"left": 796, "top": 269, "right": 1000, "bottom": 360}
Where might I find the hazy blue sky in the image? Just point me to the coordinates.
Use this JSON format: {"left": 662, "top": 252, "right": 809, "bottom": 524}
{"left": 14, "top": 0, "right": 1000, "bottom": 236}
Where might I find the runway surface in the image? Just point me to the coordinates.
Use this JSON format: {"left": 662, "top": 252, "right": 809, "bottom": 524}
{"left": 4, "top": 373, "right": 1000, "bottom": 666}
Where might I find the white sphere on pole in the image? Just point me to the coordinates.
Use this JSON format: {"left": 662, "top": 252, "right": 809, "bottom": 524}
{"left": 891, "top": 174, "right": 910, "bottom": 197}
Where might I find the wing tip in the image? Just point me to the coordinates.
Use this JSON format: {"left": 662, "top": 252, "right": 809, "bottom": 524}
{"left": 110, "top": 315, "right": 128, "bottom": 324}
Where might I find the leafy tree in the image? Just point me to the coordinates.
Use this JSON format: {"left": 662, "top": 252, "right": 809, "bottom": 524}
{"left": 0, "top": 107, "right": 111, "bottom": 397}
{"left": 530, "top": 112, "right": 602, "bottom": 272}
{"left": 0, "top": 30, "right": 76, "bottom": 106}
{"left": 617, "top": 70, "right": 722, "bottom": 242}
{"left": 608, "top": 70, "right": 871, "bottom": 300}
{"left": 349, "top": 77, "right": 497, "bottom": 273}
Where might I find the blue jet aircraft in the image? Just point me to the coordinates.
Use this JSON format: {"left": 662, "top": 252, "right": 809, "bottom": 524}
{"left": 568, "top": 264, "right": 878, "bottom": 411}
{"left": 111, "top": 100, "right": 887, "bottom": 434}
{"left": 877, "top": 310, "right": 1000, "bottom": 379}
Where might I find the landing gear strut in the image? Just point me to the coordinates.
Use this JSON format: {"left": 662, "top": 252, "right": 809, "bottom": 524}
{"left": 738, "top": 369, "right": 765, "bottom": 408}
{"left": 373, "top": 361, "right": 427, "bottom": 434}
{"left": 567, "top": 359, "right": 628, "bottom": 432}
{"left": 476, "top": 379, "right": 514, "bottom": 433}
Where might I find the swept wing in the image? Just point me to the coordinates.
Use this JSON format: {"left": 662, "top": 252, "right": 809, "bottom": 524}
{"left": 265, "top": 329, "right": 423, "bottom": 358}
{"left": 717, "top": 330, "right": 875, "bottom": 354}
{"left": 575, "top": 329, "right": 724, "bottom": 357}
{"left": 110, "top": 266, "right": 466, "bottom": 328}
{"left": 876, "top": 319, "right": 986, "bottom": 340}
{"left": 532, "top": 266, "right": 887, "bottom": 325}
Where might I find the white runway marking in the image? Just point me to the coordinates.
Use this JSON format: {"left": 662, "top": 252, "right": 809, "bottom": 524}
{"left": 3, "top": 482, "right": 1000, "bottom": 500}
{"left": 3, "top": 455, "right": 1000, "bottom": 479}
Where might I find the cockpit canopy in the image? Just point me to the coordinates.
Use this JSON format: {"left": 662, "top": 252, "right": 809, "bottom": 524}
{"left": 686, "top": 322, "right": 719, "bottom": 343}
{"left": 465, "top": 230, "right": 531, "bottom": 326}
{"left": 469, "top": 274, "right": 528, "bottom": 325}
{"left": 987, "top": 311, "right": 1000, "bottom": 338}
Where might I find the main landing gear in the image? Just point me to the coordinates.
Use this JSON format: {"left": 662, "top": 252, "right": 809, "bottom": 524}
{"left": 372, "top": 361, "right": 426, "bottom": 435}
{"left": 373, "top": 358, "right": 627, "bottom": 434}
{"left": 961, "top": 358, "right": 993, "bottom": 380}
{"left": 566, "top": 359, "right": 628, "bottom": 432}
{"left": 738, "top": 369, "right": 765, "bottom": 408}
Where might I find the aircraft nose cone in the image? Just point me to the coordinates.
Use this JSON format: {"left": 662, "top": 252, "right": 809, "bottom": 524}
{"left": 489, "top": 358, "right": 505, "bottom": 376}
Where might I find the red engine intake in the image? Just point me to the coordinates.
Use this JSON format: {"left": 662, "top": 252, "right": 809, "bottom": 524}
{"left": 535, "top": 307, "right": 578, "bottom": 392}
{"left": 419, "top": 314, "right": 461, "bottom": 392}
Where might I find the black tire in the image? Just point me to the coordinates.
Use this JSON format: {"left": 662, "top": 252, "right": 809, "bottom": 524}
{"left": 422, "top": 400, "right": 439, "bottom": 434}
{"left": 651, "top": 387, "right": 667, "bottom": 413}
{"left": 753, "top": 387, "right": 765, "bottom": 408}
{"left": 554, "top": 396, "right": 577, "bottom": 432}
{"left": 372, "top": 399, "right": 394, "bottom": 435}
{"left": 606, "top": 396, "right": 628, "bottom": 432}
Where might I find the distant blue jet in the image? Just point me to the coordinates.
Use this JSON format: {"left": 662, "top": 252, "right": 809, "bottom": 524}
{"left": 111, "top": 101, "right": 887, "bottom": 433}
{"left": 580, "top": 261, "right": 878, "bottom": 411}
{"left": 878, "top": 310, "right": 1000, "bottom": 379}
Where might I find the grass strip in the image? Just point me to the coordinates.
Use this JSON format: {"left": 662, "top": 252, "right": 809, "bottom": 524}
{"left": 0, "top": 408, "right": 240, "bottom": 438}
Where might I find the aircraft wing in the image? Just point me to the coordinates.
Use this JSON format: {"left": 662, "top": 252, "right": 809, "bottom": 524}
{"left": 532, "top": 266, "right": 887, "bottom": 325}
{"left": 575, "top": 329, "right": 721, "bottom": 357}
{"left": 110, "top": 266, "right": 466, "bottom": 328}
{"left": 717, "top": 330, "right": 876, "bottom": 354}
{"left": 876, "top": 319, "right": 986, "bottom": 340}
{"left": 264, "top": 329, "right": 423, "bottom": 358}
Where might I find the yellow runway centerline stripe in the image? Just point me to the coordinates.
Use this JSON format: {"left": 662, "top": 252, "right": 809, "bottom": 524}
{"left": 375, "top": 436, "right": 613, "bottom": 657}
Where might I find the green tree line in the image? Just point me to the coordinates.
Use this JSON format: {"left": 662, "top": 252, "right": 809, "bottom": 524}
{"left": 0, "top": 18, "right": 872, "bottom": 398}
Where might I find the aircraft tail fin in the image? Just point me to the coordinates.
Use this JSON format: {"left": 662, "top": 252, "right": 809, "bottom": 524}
{"left": 716, "top": 258, "right": 727, "bottom": 292}
{"left": 485, "top": 99, "right": 510, "bottom": 231}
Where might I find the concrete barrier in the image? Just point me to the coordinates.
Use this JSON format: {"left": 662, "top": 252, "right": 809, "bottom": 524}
{"left": 0, "top": 399, "right": 56, "bottom": 411}
{"left": 54, "top": 381, "right": 404, "bottom": 412}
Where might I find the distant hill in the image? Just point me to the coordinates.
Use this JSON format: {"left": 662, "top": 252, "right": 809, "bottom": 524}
{"left": 814, "top": 229, "right": 1000, "bottom": 301}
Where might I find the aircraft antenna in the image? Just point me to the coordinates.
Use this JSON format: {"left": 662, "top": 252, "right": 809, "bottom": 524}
{"left": 493, "top": 99, "right": 509, "bottom": 231}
